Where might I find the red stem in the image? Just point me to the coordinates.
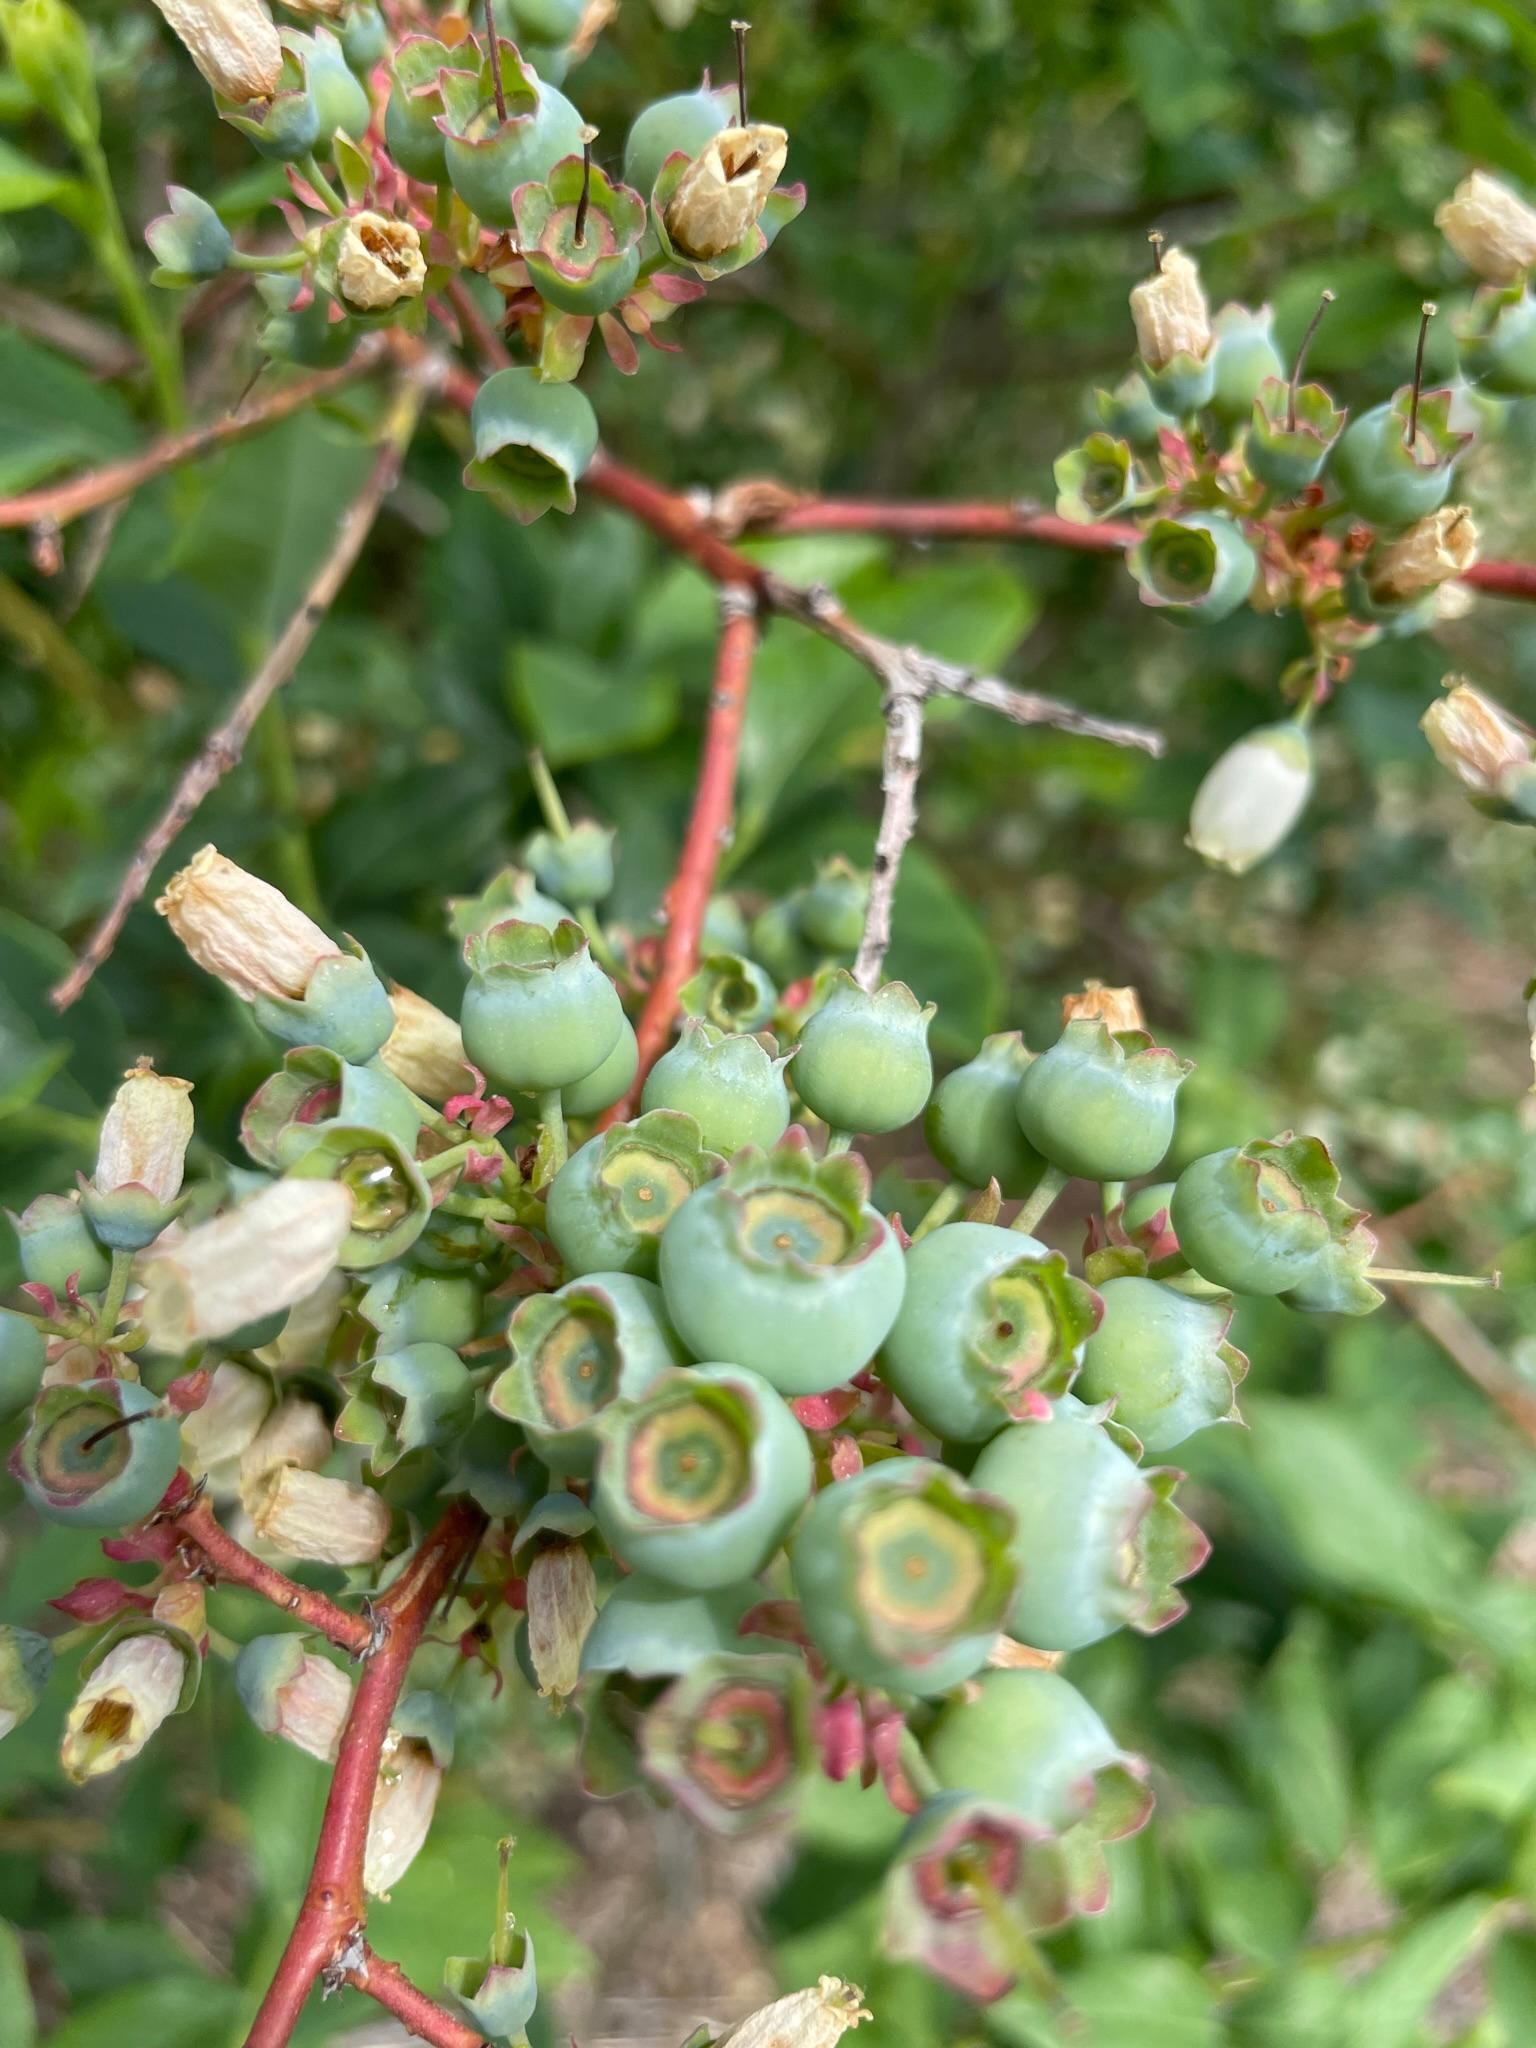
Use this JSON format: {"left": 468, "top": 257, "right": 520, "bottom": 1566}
{"left": 349, "top": 1944, "right": 486, "bottom": 2048}
{"left": 600, "top": 597, "right": 760, "bottom": 1124}
{"left": 177, "top": 1495, "right": 374, "bottom": 1657}
{"left": 1464, "top": 560, "right": 1536, "bottom": 601}
{"left": 585, "top": 451, "right": 771, "bottom": 591}
{"left": 765, "top": 496, "right": 1142, "bottom": 554}
{"left": 243, "top": 1498, "right": 487, "bottom": 2048}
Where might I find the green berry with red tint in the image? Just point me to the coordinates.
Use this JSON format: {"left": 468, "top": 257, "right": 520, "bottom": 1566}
{"left": 438, "top": 40, "right": 585, "bottom": 228}
{"left": 792, "top": 973, "right": 935, "bottom": 1136}
{"left": 1075, "top": 1275, "right": 1246, "bottom": 1452}
{"left": 790, "top": 1458, "right": 1016, "bottom": 1696}
{"left": 679, "top": 951, "right": 777, "bottom": 1034}
{"left": 490, "top": 1271, "right": 686, "bottom": 1475}
{"left": 657, "top": 1130, "right": 907, "bottom": 1395}
{"left": 562, "top": 1016, "right": 638, "bottom": 1119}
{"left": 1209, "top": 303, "right": 1285, "bottom": 426}
{"left": 284, "top": 1123, "right": 432, "bottom": 1269}
{"left": 799, "top": 858, "right": 871, "bottom": 956}
{"left": 1054, "top": 432, "right": 1136, "bottom": 523}
{"left": 640, "top": 1020, "right": 793, "bottom": 1157}
{"left": 1247, "top": 378, "right": 1346, "bottom": 494}
{"left": 592, "top": 1363, "right": 812, "bottom": 1590}
{"left": 0, "top": 1310, "right": 46, "bottom": 1419}
{"left": 1169, "top": 1132, "right": 1359, "bottom": 1296}
{"left": 384, "top": 35, "right": 452, "bottom": 182}
{"left": 971, "top": 1395, "right": 1207, "bottom": 1651}
{"left": 640, "top": 1650, "right": 812, "bottom": 1834}
{"left": 1016, "top": 1019, "right": 1191, "bottom": 1182}
{"left": 1330, "top": 389, "right": 1470, "bottom": 531}
{"left": 461, "top": 916, "right": 622, "bottom": 1094}
{"left": 1128, "top": 512, "right": 1257, "bottom": 623}
{"left": 13, "top": 1191, "right": 111, "bottom": 1295}
{"left": 581, "top": 1575, "right": 766, "bottom": 1680}
{"left": 1095, "top": 372, "right": 1169, "bottom": 455}
{"left": 880, "top": 1221, "right": 1101, "bottom": 1443}
{"left": 463, "top": 369, "right": 599, "bottom": 523}
{"left": 241, "top": 1045, "right": 421, "bottom": 1173}
{"left": 924, "top": 1032, "right": 1044, "bottom": 1195}
{"left": 514, "top": 154, "right": 645, "bottom": 317}
{"left": 13, "top": 1379, "right": 181, "bottom": 1529}
{"left": 924, "top": 1668, "right": 1151, "bottom": 1838}
{"left": 360, "top": 1264, "right": 483, "bottom": 1350}
{"left": 219, "top": 42, "right": 321, "bottom": 160}
{"left": 547, "top": 1110, "right": 723, "bottom": 1278}
{"left": 622, "top": 78, "right": 735, "bottom": 212}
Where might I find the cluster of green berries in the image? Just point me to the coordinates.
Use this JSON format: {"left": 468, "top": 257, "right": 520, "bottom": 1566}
{"left": 135, "top": 0, "right": 802, "bottom": 520}
{"left": 1053, "top": 170, "right": 1536, "bottom": 877}
{"left": 0, "top": 780, "right": 1413, "bottom": 2008}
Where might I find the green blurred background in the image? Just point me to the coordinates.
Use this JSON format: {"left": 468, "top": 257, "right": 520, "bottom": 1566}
{"left": 8, "top": 0, "right": 1536, "bottom": 2042}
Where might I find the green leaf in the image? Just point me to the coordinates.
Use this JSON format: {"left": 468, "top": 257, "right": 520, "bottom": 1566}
{"left": 1245, "top": 1610, "right": 1352, "bottom": 1869}
{"left": 0, "top": 1921, "right": 35, "bottom": 2048}
{"left": 507, "top": 641, "right": 679, "bottom": 768}
{"left": 0, "top": 135, "right": 78, "bottom": 212}
{"left": 1344, "top": 1896, "right": 1504, "bottom": 2047}
{"left": 0, "top": 333, "right": 140, "bottom": 493}
{"left": 43, "top": 1978, "right": 243, "bottom": 2048}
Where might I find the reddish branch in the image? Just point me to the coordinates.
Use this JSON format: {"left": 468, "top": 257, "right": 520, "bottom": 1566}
{"left": 347, "top": 1944, "right": 487, "bottom": 2048}
{"left": 1464, "top": 559, "right": 1536, "bottom": 601}
{"left": 177, "top": 1494, "right": 374, "bottom": 1657}
{"left": 603, "top": 591, "right": 760, "bottom": 1123}
{"left": 0, "top": 338, "right": 388, "bottom": 537}
{"left": 763, "top": 496, "right": 1142, "bottom": 555}
{"left": 242, "top": 1497, "right": 488, "bottom": 2048}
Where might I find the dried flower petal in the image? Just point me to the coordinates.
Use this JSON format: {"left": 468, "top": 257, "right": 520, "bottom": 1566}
{"left": 157, "top": 845, "right": 340, "bottom": 1003}
{"left": 1366, "top": 506, "right": 1479, "bottom": 606}
{"left": 336, "top": 213, "right": 427, "bottom": 312}
{"left": 1060, "top": 983, "right": 1146, "bottom": 1034}
{"left": 379, "top": 985, "right": 473, "bottom": 1103}
{"left": 664, "top": 125, "right": 788, "bottom": 261}
{"left": 139, "top": 1180, "right": 354, "bottom": 1352}
{"left": 60, "top": 1635, "right": 186, "bottom": 1782}
{"left": 1422, "top": 679, "right": 1536, "bottom": 798}
{"left": 239, "top": 1396, "right": 334, "bottom": 1495}
{"left": 1130, "top": 247, "right": 1211, "bottom": 372}
{"left": 149, "top": 0, "right": 282, "bottom": 104}
{"left": 1436, "top": 170, "right": 1536, "bottom": 283}
{"left": 364, "top": 1732, "right": 442, "bottom": 1895}
{"left": 95, "top": 1059, "right": 194, "bottom": 1204}
{"left": 247, "top": 1464, "right": 392, "bottom": 1566}
{"left": 716, "top": 1976, "right": 872, "bottom": 2048}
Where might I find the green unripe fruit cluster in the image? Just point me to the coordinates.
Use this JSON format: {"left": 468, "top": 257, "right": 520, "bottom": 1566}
{"left": 1016, "top": 1019, "right": 1190, "bottom": 1182}
{"left": 792, "top": 973, "right": 934, "bottom": 1137}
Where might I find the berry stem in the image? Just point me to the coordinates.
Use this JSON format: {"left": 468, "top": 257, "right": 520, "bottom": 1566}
{"left": 1406, "top": 301, "right": 1436, "bottom": 451}
{"left": 299, "top": 154, "right": 347, "bottom": 219}
{"left": 824, "top": 1130, "right": 855, "bottom": 1156}
{"left": 1012, "top": 1164, "right": 1067, "bottom": 1236}
{"left": 1100, "top": 1180, "right": 1125, "bottom": 1217}
{"left": 911, "top": 1181, "right": 966, "bottom": 1241}
{"left": 1369, "top": 1266, "right": 1501, "bottom": 1290}
{"left": 538, "top": 1089, "right": 568, "bottom": 1176}
{"left": 732, "top": 19, "right": 751, "bottom": 125}
{"left": 484, "top": 0, "right": 507, "bottom": 121}
{"left": 93, "top": 1249, "right": 135, "bottom": 1342}
{"left": 1286, "top": 288, "right": 1334, "bottom": 433}
{"left": 527, "top": 748, "right": 571, "bottom": 839}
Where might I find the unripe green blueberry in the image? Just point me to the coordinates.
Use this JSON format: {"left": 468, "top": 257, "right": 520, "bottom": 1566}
{"left": 622, "top": 79, "right": 735, "bottom": 208}
{"left": 220, "top": 46, "right": 322, "bottom": 161}
{"left": 13, "top": 1379, "right": 181, "bottom": 1529}
{"left": 13, "top": 1191, "right": 111, "bottom": 1295}
{"left": 461, "top": 916, "right": 623, "bottom": 1094}
{"left": 1209, "top": 304, "right": 1285, "bottom": 426}
{"left": 679, "top": 951, "right": 777, "bottom": 1034}
{"left": 297, "top": 27, "right": 370, "bottom": 141}
{"left": 524, "top": 820, "right": 615, "bottom": 906}
{"left": 1329, "top": 390, "right": 1467, "bottom": 531}
{"left": 792, "top": 973, "right": 935, "bottom": 1136}
{"left": 1456, "top": 286, "right": 1536, "bottom": 397}
{"left": 799, "top": 858, "right": 871, "bottom": 956}
{"left": 703, "top": 893, "right": 750, "bottom": 957}
{"left": 490, "top": 1271, "right": 686, "bottom": 1475}
{"left": 880, "top": 1222, "right": 1101, "bottom": 1443}
{"left": 351, "top": 1342, "right": 473, "bottom": 1470}
{"left": 924, "top": 1033, "right": 1044, "bottom": 1195}
{"left": 360, "top": 1265, "right": 483, "bottom": 1350}
{"left": 250, "top": 946, "right": 396, "bottom": 1067}
{"left": 515, "top": 157, "right": 645, "bottom": 317}
{"left": 0, "top": 1623, "right": 54, "bottom": 1741}
{"left": 1016, "top": 1019, "right": 1191, "bottom": 1182}
{"left": 641, "top": 1020, "right": 793, "bottom": 1156}
{"left": 562, "top": 1016, "right": 638, "bottom": 1119}
{"left": 1075, "top": 1276, "right": 1246, "bottom": 1452}
{"left": 970, "top": 1395, "right": 1208, "bottom": 1651}
{"left": 463, "top": 368, "right": 599, "bottom": 523}
{"left": 1142, "top": 347, "right": 1216, "bottom": 419}
{"left": 1095, "top": 371, "right": 1170, "bottom": 454}
{"left": 1246, "top": 378, "right": 1347, "bottom": 494}
{"left": 1128, "top": 512, "right": 1257, "bottom": 624}
{"left": 508, "top": 0, "right": 585, "bottom": 44}
{"left": 1054, "top": 432, "right": 1136, "bottom": 523}
{"left": 339, "top": 0, "right": 388, "bottom": 73}
{"left": 546, "top": 1111, "right": 723, "bottom": 1278}
{"left": 581, "top": 1575, "right": 766, "bottom": 1679}
{"left": 1170, "top": 1134, "right": 1348, "bottom": 1295}
{"left": 450, "top": 864, "right": 570, "bottom": 943}
{"left": 657, "top": 1130, "right": 907, "bottom": 1395}
{"left": 640, "top": 1650, "right": 812, "bottom": 1834}
{"left": 384, "top": 34, "right": 452, "bottom": 184}
{"left": 924, "top": 1669, "right": 1150, "bottom": 1836}
{"left": 438, "top": 43, "right": 586, "bottom": 229}
{"left": 790, "top": 1458, "right": 1017, "bottom": 1696}
{"left": 0, "top": 1310, "right": 46, "bottom": 1418}
{"left": 747, "top": 892, "right": 812, "bottom": 987}
{"left": 145, "top": 187, "right": 233, "bottom": 283}
{"left": 1123, "top": 1181, "right": 1177, "bottom": 1237}
{"left": 241, "top": 1044, "right": 422, "bottom": 1173}
{"left": 593, "top": 1364, "right": 812, "bottom": 1589}
{"left": 284, "top": 1123, "right": 432, "bottom": 1269}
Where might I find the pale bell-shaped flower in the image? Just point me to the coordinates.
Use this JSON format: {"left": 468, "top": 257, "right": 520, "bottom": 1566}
{"left": 364, "top": 1731, "right": 442, "bottom": 1896}
{"left": 663, "top": 124, "right": 789, "bottom": 261}
{"left": 1187, "top": 721, "right": 1313, "bottom": 875}
{"left": 1421, "top": 679, "right": 1536, "bottom": 801}
{"left": 137, "top": 1179, "right": 354, "bottom": 1352}
{"left": 239, "top": 1395, "right": 334, "bottom": 1497}
{"left": 256, "top": 1268, "right": 348, "bottom": 1374}
{"left": 181, "top": 1361, "right": 273, "bottom": 1498}
{"left": 60, "top": 1634, "right": 186, "bottom": 1783}
{"left": 1366, "top": 506, "right": 1480, "bottom": 607}
{"left": 525, "top": 1541, "right": 598, "bottom": 1705}
{"left": 379, "top": 985, "right": 473, "bottom": 1104}
{"left": 247, "top": 1464, "right": 392, "bottom": 1566}
{"left": 336, "top": 213, "right": 427, "bottom": 312}
{"left": 149, "top": 0, "right": 282, "bottom": 105}
{"left": 157, "top": 845, "right": 340, "bottom": 1004}
{"left": 715, "top": 1977, "right": 872, "bottom": 2048}
{"left": 1435, "top": 171, "right": 1536, "bottom": 283}
{"left": 1130, "top": 246, "right": 1212, "bottom": 372}
{"left": 271, "top": 1651, "right": 352, "bottom": 1761}
{"left": 1060, "top": 982, "right": 1146, "bottom": 1035}
{"left": 95, "top": 1058, "right": 194, "bottom": 1204}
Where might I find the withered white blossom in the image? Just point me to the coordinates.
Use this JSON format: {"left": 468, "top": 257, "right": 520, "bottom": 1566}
{"left": 60, "top": 1635, "right": 186, "bottom": 1783}
{"left": 95, "top": 1059, "right": 194, "bottom": 1205}
{"left": 1421, "top": 679, "right": 1536, "bottom": 799}
{"left": 149, "top": 0, "right": 282, "bottom": 105}
{"left": 664, "top": 124, "right": 788, "bottom": 261}
{"left": 1435, "top": 170, "right": 1536, "bottom": 283}
{"left": 1130, "top": 246, "right": 1212, "bottom": 371}
{"left": 181, "top": 1361, "right": 273, "bottom": 1495}
{"left": 138, "top": 1179, "right": 354, "bottom": 1351}
{"left": 1060, "top": 982, "right": 1146, "bottom": 1035}
{"left": 1366, "top": 506, "right": 1479, "bottom": 607}
{"left": 239, "top": 1395, "right": 334, "bottom": 1496}
{"left": 716, "top": 1977, "right": 872, "bottom": 2048}
{"left": 1188, "top": 723, "right": 1313, "bottom": 876}
{"left": 364, "top": 1731, "right": 442, "bottom": 1896}
{"left": 379, "top": 985, "right": 473, "bottom": 1103}
{"left": 335, "top": 213, "right": 427, "bottom": 312}
{"left": 247, "top": 1465, "right": 392, "bottom": 1566}
{"left": 157, "top": 845, "right": 340, "bottom": 1004}
{"left": 268, "top": 1651, "right": 353, "bottom": 1762}
{"left": 525, "top": 1542, "right": 598, "bottom": 1704}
